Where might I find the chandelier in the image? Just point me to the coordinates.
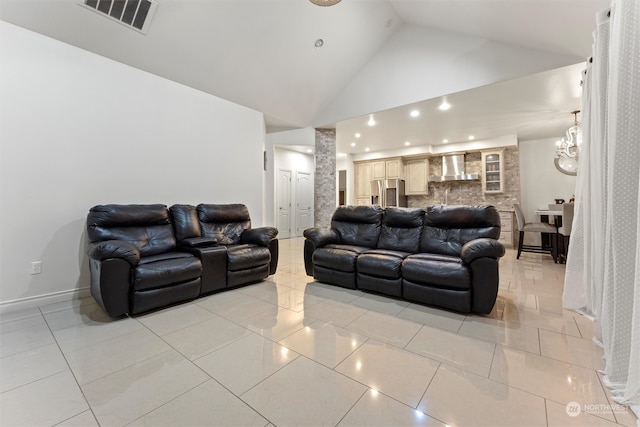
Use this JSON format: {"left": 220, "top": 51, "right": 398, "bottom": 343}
{"left": 554, "top": 110, "right": 582, "bottom": 176}
{"left": 309, "top": 0, "right": 341, "bottom": 6}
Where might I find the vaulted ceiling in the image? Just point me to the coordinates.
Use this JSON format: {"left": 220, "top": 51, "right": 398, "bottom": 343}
{"left": 0, "top": 0, "right": 610, "bottom": 153}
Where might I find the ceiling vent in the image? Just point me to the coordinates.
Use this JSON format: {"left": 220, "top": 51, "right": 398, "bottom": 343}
{"left": 79, "top": 0, "right": 158, "bottom": 34}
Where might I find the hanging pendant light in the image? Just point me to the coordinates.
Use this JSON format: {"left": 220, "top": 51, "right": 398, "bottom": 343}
{"left": 554, "top": 110, "right": 582, "bottom": 175}
{"left": 309, "top": 0, "right": 341, "bottom": 6}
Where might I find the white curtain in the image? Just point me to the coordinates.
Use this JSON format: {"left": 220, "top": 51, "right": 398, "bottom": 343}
{"left": 564, "top": 0, "right": 640, "bottom": 422}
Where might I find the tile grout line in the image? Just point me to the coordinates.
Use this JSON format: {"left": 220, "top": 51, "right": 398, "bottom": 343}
{"left": 37, "top": 306, "right": 99, "bottom": 426}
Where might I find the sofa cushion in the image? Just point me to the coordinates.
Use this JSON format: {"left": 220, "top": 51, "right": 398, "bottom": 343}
{"left": 134, "top": 253, "right": 202, "bottom": 291}
{"left": 197, "top": 204, "right": 251, "bottom": 245}
{"left": 331, "top": 205, "right": 383, "bottom": 248}
{"left": 313, "top": 244, "right": 370, "bottom": 273}
{"left": 357, "top": 249, "right": 411, "bottom": 279}
{"left": 402, "top": 253, "right": 470, "bottom": 291}
{"left": 225, "top": 244, "right": 270, "bottom": 272}
{"left": 169, "top": 204, "right": 202, "bottom": 242}
{"left": 420, "top": 205, "right": 501, "bottom": 256}
{"left": 377, "top": 207, "right": 425, "bottom": 252}
{"left": 87, "top": 204, "right": 177, "bottom": 257}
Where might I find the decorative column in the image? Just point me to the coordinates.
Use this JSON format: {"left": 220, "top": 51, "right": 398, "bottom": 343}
{"left": 314, "top": 128, "right": 336, "bottom": 227}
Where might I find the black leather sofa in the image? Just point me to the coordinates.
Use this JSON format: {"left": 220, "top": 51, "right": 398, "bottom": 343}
{"left": 87, "top": 203, "right": 278, "bottom": 317}
{"left": 303, "top": 205, "right": 505, "bottom": 314}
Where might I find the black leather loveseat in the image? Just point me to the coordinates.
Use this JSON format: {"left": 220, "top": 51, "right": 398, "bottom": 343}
{"left": 303, "top": 205, "right": 505, "bottom": 314}
{"left": 87, "top": 203, "right": 278, "bottom": 317}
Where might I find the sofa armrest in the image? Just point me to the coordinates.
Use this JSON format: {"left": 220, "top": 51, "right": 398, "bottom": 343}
{"left": 88, "top": 240, "right": 140, "bottom": 265}
{"left": 303, "top": 228, "right": 340, "bottom": 247}
{"left": 240, "top": 227, "right": 278, "bottom": 247}
{"left": 179, "top": 237, "right": 218, "bottom": 249}
{"left": 461, "top": 238, "right": 505, "bottom": 264}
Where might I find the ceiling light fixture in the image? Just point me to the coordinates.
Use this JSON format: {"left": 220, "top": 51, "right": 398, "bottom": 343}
{"left": 439, "top": 101, "right": 451, "bottom": 111}
{"left": 306, "top": 149, "right": 313, "bottom": 153}
{"left": 365, "top": 147, "right": 370, "bottom": 152}
{"left": 367, "top": 115, "right": 376, "bottom": 126}
{"left": 410, "top": 110, "right": 420, "bottom": 118}
{"left": 350, "top": 142, "right": 356, "bottom": 147}
{"left": 309, "top": 0, "right": 341, "bottom": 6}
{"left": 314, "top": 39, "right": 324, "bottom": 48}
{"left": 355, "top": 133, "right": 361, "bottom": 138}
{"left": 404, "top": 141, "right": 411, "bottom": 146}
{"left": 468, "top": 135, "right": 475, "bottom": 140}
{"left": 443, "top": 139, "right": 449, "bottom": 143}
{"left": 555, "top": 110, "right": 581, "bottom": 176}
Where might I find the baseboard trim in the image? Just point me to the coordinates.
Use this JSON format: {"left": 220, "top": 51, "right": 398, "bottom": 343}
{"left": 0, "top": 287, "right": 91, "bottom": 314}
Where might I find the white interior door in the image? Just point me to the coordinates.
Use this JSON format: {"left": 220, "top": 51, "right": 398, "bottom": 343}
{"left": 296, "top": 171, "right": 313, "bottom": 235}
{"left": 277, "top": 169, "right": 292, "bottom": 238}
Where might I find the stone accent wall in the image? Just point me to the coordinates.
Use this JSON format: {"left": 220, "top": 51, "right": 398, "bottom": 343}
{"left": 314, "top": 128, "right": 336, "bottom": 227}
{"left": 407, "top": 147, "right": 521, "bottom": 210}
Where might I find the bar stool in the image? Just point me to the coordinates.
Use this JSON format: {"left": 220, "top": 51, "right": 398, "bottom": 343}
{"left": 513, "top": 204, "right": 558, "bottom": 261}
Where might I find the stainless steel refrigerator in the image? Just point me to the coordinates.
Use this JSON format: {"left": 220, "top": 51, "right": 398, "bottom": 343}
{"left": 371, "top": 179, "right": 407, "bottom": 207}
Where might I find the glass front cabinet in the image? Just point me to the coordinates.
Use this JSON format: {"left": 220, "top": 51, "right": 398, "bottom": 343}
{"left": 481, "top": 150, "right": 505, "bottom": 194}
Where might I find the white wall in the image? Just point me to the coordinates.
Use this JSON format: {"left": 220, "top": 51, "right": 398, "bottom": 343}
{"left": 519, "top": 138, "right": 577, "bottom": 222}
{"left": 0, "top": 22, "right": 266, "bottom": 310}
{"left": 315, "top": 24, "right": 581, "bottom": 127}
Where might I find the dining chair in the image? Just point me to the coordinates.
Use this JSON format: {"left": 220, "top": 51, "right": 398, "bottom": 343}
{"left": 513, "top": 204, "right": 558, "bottom": 261}
{"left": 557, "top": 203, "right": 574, "bottom": 261}
{"left": 547, "top": 203, "right": 563, "bottom": 225}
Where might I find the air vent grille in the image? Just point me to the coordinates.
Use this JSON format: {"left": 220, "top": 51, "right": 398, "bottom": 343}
{"left": 80, "top": 0, "right": 157, "bottom": 34}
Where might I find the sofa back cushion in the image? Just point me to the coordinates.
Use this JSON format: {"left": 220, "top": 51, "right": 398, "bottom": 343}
{"left": 378, "top": 207, "right": 425, "bottom": 252}
{"left": 197, "top": 204, "right": 251, "bottom": 245}
{"left": 420, "top": 205, "right": 501, "bottom": 256}
{"left": 169, "top": 204, "right": 202, "bottom": 242}
{"left": 331, "top": 205, "right": 383, "bottom": 248}
{"left": 87, "top": 204, "right": 176, "bottom": 256}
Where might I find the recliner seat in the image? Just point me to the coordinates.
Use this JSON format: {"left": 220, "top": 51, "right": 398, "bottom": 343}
{"left": 87, "top": 203, "right": 279, "bottom": 317}
{"left": 304, "top": 204, "right": 505, "bottom": 314}
{"left": 87, "top": 204, "right": 203, "bottom": 317}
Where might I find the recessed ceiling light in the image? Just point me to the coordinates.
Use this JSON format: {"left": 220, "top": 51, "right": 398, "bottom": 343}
{"left": 410, "top": 110, "right": 420, "bottom": 118}
{"left": 443, "top": 139, "right": 449, "bottom": 143}
{"left": 314, "top": 39, "right": 324, "bottom": 48}
{"left": 468, "top": 135, "right": 475, "bottom": 140}
{"left": 355, "top": 133, "right": 361, "bottom": 138}
{"left": 306, "top": 149, "right": 313, "bottom": 153}
{"left": 350, "top": 142, "right": 356, "bottom": 147}
{"left": 367, "top": 115, "right": 376, "bottom": 126}
{"left": 404, "top": 141, "right": 411, "bottom": 146}
{"left": 439, "top": 101, "right": 451, "bottom": 111}
{"left": 365, "top": 147, "right": 370, "bottom": 152}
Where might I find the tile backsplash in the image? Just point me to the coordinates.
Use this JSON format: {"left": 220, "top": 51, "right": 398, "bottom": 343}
{"left": 407, "top": 147, "right": 521, "bottom": 211}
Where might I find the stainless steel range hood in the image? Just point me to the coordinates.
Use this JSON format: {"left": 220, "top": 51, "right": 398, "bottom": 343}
{"left": 428, "top": 153, "right": 480, "bottom": 182}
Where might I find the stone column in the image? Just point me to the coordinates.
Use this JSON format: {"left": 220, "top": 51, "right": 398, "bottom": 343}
{"left": 314, "top": 128, "right": 336, "bottom": 227}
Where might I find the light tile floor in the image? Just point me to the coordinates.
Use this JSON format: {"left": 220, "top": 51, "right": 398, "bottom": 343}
{"left": 1, "top": 237, "right": 638, "bottom": 426}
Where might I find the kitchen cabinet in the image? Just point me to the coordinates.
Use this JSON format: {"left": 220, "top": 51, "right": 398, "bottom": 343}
{"left": 405, "top": 158, "right": 429, "bottom": 195}
{"left": 385, "top": 159, "right": 402, "bottom": 179}
{"left": 372, "top": 158, "right": 403, "bottom": 180}
{"left": 498, "top": 210, "right": 516, "bottom": 248}
{"left": 354, "top": 161, "right": 372, "bottom": 199}
{"left": 482, "top": 150, "right": 505, "bottom": 193}
{"left": 355, "top": 158, "right": 405, "bottom": 205}
{"left": 372, "top": 161, "right": 386, "bottom": 180}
